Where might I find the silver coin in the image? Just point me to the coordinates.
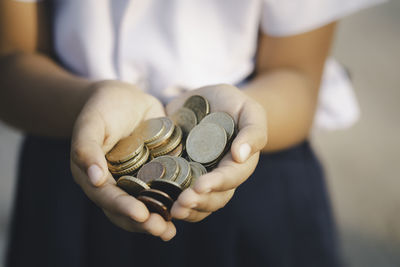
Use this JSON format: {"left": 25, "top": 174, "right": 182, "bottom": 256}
{"left": 186, "top": 123, "right": 227, "bottom": 164}
{"left": 170, "top": 107, "right": 197, "bottom": 137}
{"left": 152, "top": 155, "right": 180, "bottom": 181}
{"left": 200, "top": 112, "right": 235, "bottom": 141}
{"left": 173, "top": 157, "right": 191, "bottom": 189}
{"left": 189, "top": 161, "right": 207, "bottom": 175}
{"left": 189, "top": 162, "right": 206, "bottom": 188}
{"left": 183, "top": 95, "right": 210, "bottom": 122}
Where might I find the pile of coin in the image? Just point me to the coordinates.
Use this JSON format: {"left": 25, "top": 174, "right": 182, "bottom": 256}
{"left": 106, "top": 95, "right": 236, "bottom": 220}
{"left": 106, "top": 117, "right": 183, "bottom": 176}
{"left": 116, "top": 156, "right": 207, "bottom": 220}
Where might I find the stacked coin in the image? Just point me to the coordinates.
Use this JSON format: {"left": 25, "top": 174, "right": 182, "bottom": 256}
{"left": 106, "top": 95, "right": 236, "bottom": 220}
{"left": 106, "top": 117, "right": 183, "bottom": 177}
{"left": 106, "top": 135, "right": 149, "bottom": 177}
{"left": 116, "top": 155, "right": 206, "bottom": 221}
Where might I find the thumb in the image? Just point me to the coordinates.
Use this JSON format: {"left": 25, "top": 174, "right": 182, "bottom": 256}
{"left": 71, "top": 112, "right": 108, "bottom": 187}
{"left": 231, "top": 100, "right": 267, "bottom": 163}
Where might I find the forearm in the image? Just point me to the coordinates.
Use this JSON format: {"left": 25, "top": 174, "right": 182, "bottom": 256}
{"left": 244, "top": 68, "right": 320, "bottom": 152}
{"left": 0, "top": 52, "right": 93, "bottom": 137}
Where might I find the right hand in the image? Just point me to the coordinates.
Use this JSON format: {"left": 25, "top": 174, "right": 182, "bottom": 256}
{"left": 70, "top": 80, "right": 176, "bottom": 241}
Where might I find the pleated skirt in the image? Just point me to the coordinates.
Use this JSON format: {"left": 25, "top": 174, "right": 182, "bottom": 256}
{"left": 7, "top": 136, "right": 341, "bottom": 267}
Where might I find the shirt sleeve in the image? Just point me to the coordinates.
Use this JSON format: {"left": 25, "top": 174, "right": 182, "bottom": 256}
{"left": 261, "top": 0, "right": 387, "bottom": 36}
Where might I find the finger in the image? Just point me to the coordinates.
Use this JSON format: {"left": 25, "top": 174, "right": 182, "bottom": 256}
{"left": 193, "top": 152, "right": 259, "bottom": 193}
{"left": 140, "top": 213, "right": 171, "bottom": 237}
{"left": 231, "top": 98, "right": 267, "bottom": 163}
{"left": 71, "top": 162, "right": 150, "bottom": 222}
{"left": 159, "top": 222, "right": 177, "bottom": 241}
{"left": 171, "top": 203, "right": 212, "bottom": 222}
{"left": 104, "top": 210, "right": 176, "bottom": 240}
{"left": 175, "top": 188, "right": 235, "bottom": 213}
{"left": 71, "top": 110, "right": 108, "bottom": 187}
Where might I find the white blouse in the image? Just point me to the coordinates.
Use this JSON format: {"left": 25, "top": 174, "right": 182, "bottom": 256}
{"left": 18, "top": 0, "right": 385, "bottom": 129}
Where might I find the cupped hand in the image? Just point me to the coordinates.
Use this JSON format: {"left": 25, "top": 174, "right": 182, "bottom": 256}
{"left": 70, "top": 80, "right": 176, "bottom": 241}
{"left": 166, "top": 84, "right": 268, "bottom": 222}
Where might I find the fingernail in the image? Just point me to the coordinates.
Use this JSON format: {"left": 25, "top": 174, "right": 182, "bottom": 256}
{"left": 239, "top": 143, "right": 251, "bottom": 162}
{"left": 87, "top": 164, "right": 103, "bottom": 186}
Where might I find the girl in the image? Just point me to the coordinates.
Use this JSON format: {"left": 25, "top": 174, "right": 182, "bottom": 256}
{"left": 0, "top": 0, "right": 383, "bottom": 266}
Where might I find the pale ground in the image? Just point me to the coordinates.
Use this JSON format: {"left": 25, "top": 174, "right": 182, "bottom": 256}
{"left": 0, "top": 2, "right": 399, "bottom": 266}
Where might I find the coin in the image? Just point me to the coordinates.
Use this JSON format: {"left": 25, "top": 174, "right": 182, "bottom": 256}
{"left": 152, "top": 156, "right": 180, "bottom": 181}
{"left": 149, "top": 179, "right": 183, "bottom": 201}
{"left": 137, "top": 195, "right": 171, "bottom": 221}
{"left": 106, "top": 135, "right": 144, "bottom": 164}
{"left": 107, "top": 145, "right": 146, "bottom": 172}
{"left": 146, "top": 117, "right": 175, "bottom": 149}
{"left": 139, "top": 189, "right": 174, "bottom": 210}
{"left": 137, "top": 161, "right": 165, "bottom": 184}
{"left": 186, "top": 122, "right": 227, "bottom": 164}
{"left": 200, "top": 112, "right": 235, "bottom": 141}
{"left": 117, "top": 176, "right": 149, "bottom": 197}
{"left": 135, "top": 118, "right": 165, "bottom": 144}
{"left": 183, "top": 95, "right": 210, "bottom": 122}
{"left": 170, "top": 107, "right": 197, "bottom": 137}
{"left": 110, "top": 145, "right": 150, "bottom": 176}
{"left": 174, "top": 157, "right": 191, "bottom": 189}
{"left": 150, "top": 126, "right": 182, "bottom": 157}
{"left": 167, "top": 142, "right": 183, "bottom": 157}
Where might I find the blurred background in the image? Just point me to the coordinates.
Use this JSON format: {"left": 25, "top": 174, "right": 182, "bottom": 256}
{"left": 0, "top": 1, "right": 399, "bottom": 266}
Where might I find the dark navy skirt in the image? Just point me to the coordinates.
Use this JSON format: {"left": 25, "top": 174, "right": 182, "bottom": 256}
{"left": 7, "top": 136, "right": 341, "bottom": 267}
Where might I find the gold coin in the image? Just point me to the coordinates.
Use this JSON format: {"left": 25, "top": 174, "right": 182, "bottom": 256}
{"left": 117, "top": 175, "right": 149, "bottom": 197}
{"left": 110, "top": 146, "right": 150, "bottom": 176}
{"left": 183, "top": 95, "right": 210, "bottom": 122}
{"left": 200, "top": 112, "right": 235, "bottom": 141}
{"left": 106, "top": 134, "right": 144, "bottom": 164}
{"left": 150, "top": 126, "right": 182, "bottom": 158}
{"left": 186, "top": 123, "right": 227, "bottom": 164}
{"left": 152, "top": 156, "right": 180, "bottom": 181}
{"left": 170, "top": 107, "right": 197, "bottom": 137}
{"left": 146, "top": 117, "right": 175, "bottom": 149}
{"left": 107, "top": 145, "right": 145, "bottom": 172}
{"left": 135, "top": 118, "right": 165, "bottom": 144}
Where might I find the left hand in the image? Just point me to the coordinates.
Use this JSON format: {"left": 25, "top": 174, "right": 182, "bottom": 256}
{"left": 166, "top": 84, "right": 267, "bottom": 222}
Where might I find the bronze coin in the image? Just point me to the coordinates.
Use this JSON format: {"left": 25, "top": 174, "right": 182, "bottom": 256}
{"left": 152, "top": 156, "right": 180, "bottom": 181}
{"left": 170, "top": 107, "right": 197, "bottom": 137}
{"left": 186, "top": 123, "right": 227, "bottom": 164}
{"left": 139, "top": 189, "right": 174, "bottom": 210}
{"left": 137, "top": 195, "right": 171, "bottom": 221}
{"left": 183, "top": 95, "right": 210, "bottom": 122}
{"left": 116, "top": 176, "right": 149, "bottom": 197}
{"left": 200, "top": 112, "right": 235, "bottom": 141}
{"left": 106, "top": 135, "right": 144, "bottom": 164}
{"left": 135, "top": 118, "right": 165, "bottom": 144}
{"left": 137, "top": 161, "right": 165, "bottom": 184}
{"left": 149, "top": 179, "right": 183, "bottom": 201}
